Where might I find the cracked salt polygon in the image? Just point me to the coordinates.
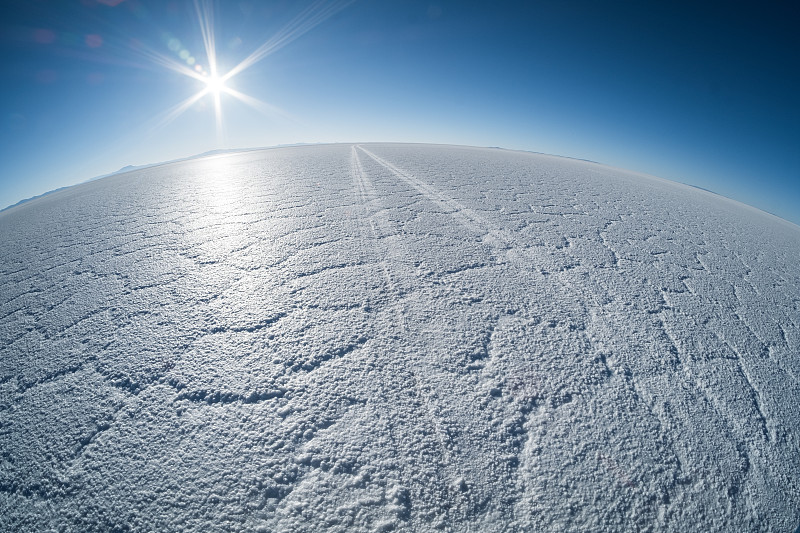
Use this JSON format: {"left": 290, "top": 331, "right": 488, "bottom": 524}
{"left": 1, "top": 143, "right": 798, "bottom": 532}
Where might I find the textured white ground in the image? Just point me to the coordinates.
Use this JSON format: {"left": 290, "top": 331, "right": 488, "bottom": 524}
{"left": 1, "top": 144, "right": 799, "bottom": 532}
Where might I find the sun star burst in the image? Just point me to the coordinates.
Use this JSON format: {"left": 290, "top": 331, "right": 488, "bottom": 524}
{"left": 141, "top": 0, "right": 353, "bottom": 144}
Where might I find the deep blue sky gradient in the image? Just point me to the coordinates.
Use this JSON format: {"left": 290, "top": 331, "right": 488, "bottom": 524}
{"left": 1, "top": 0, "right": 798, "bottom": 224}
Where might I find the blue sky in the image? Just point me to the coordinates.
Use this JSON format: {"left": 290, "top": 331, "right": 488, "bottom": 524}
{"left": 1, "top": 0, "right": 798, "bottom": 225}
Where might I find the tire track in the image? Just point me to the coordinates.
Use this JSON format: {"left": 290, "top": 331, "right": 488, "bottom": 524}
{"left": 355, "top": 145, "right": 574, "bottom": 528}
{"left": 351, "top": 145, "right": 467, "bottom": 527}
{"left": 356, "top": 145, "right": 582, "bottom": 287}
{"left": 356, "top": 145, "right": 518, "bottom": 257}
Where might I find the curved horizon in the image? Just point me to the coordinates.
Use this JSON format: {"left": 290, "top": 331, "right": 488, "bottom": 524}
{"left": 1, "top": 1, "right": 798, "bottom": 226}
{"left": 4, "top": 141, "right": 799, "bottom": 231}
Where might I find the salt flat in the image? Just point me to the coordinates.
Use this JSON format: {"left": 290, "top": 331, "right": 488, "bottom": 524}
{"left": 1, "top": 143, "right": 798, "bottom": 532}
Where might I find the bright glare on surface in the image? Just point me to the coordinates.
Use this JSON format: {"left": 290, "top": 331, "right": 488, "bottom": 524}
{"left": 205, "top": 74, "right": 225, "bottom": 95}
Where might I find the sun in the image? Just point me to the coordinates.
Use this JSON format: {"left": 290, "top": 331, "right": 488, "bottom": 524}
{"left": 205, "top": 74, "right": 225, "bottom": 95}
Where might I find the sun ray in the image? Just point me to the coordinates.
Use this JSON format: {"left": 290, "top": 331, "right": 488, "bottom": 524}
{"left": 214, "top": 90, "right": 224, "bottom": 145}
{"left": 222, "top": 0, "right": 354, "bottom": 82}
{"left": 224, "top": 88, "right": 302, "bottom": 125}
{"left": 194, "top": 0, "right": 218, "bottom": 77}
{"left": 131, "top": 41, "right": 208, "bottom": 83}
{"left": 148, "top": 89, "right": 210, "bottom": 132}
